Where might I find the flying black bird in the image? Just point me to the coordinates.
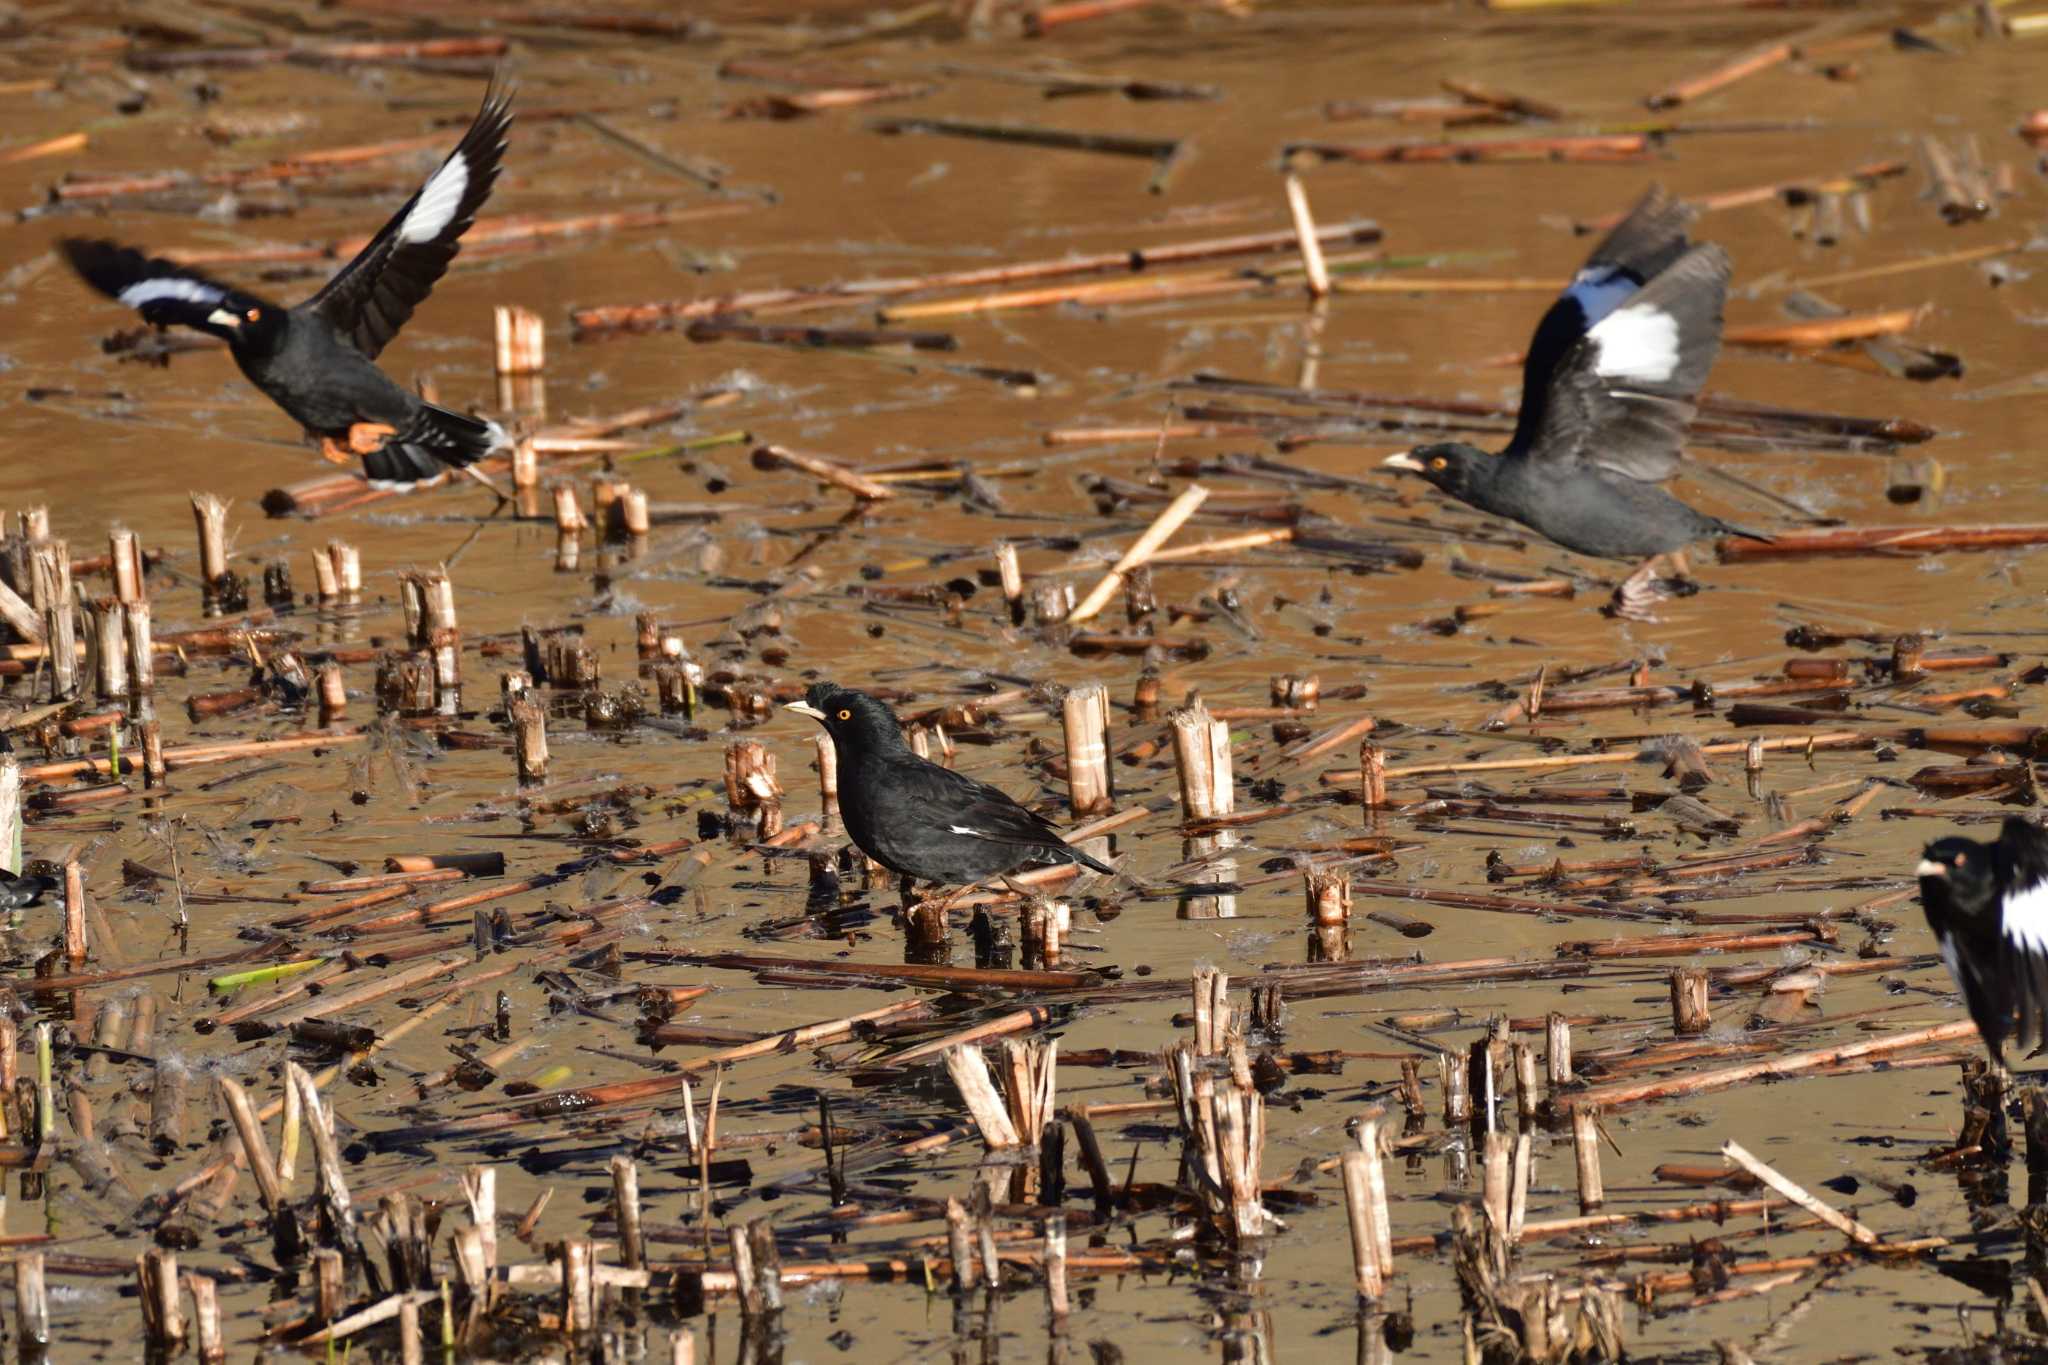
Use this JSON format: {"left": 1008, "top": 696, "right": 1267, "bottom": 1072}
{"left": 1918, "top": 815, "right": 2048, "bottom": 1066}
{"left": 785, "top": 683, "right": 1115, "bottom": 896}
{"left": 59, "top": 83, "right": 514, "bottom": 491}
{"left": 0, "top": 868, "right": 55, "bottom": 912}
{"left": 1380, "top": 186, "right": 1766, "bottom": 618}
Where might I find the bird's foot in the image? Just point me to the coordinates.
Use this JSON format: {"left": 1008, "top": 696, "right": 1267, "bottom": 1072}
{"left": 1602, "top": 557, "right": 1688, "bottom": 622}
{"left": 316, "top": 435, "right": 355, "bottom": 466}
{"left": 348, "top": 421, "right": 398, "bottom": 454}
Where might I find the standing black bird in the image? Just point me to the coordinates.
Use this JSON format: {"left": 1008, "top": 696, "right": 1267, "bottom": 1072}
{"left": 1918, "top": 815, "right": 2048, "bottom": 1066}
{"left": 785, "top": 683, "right": 1115, "bottom": 894}
{"left": 1380, "top": 186, "right": 1766, "bottom": 618}
{"left": 58, "top": 83, "right": 513, "bottom": 491}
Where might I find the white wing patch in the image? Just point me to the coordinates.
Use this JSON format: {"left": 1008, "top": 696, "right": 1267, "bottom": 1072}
{"left": 398, "top": 152, "right": 469, "bottom": 245}
{"left": 118, "top": 277, "right": 224, "bottom": 310}
{"left": 2003, "top": 878, "right": 2048, "bottom": 954}
{"left": 1589, "top": 302, "right": 1680, "bottom": 384}
{"left": 1562, "top": 266, "right": 1637, "bottom": 329}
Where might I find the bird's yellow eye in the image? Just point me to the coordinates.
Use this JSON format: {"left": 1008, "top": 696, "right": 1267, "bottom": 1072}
{"left": 245, "top": 307, "right": 261, "bottom": 321}
{"left": 1429, "top": 456, "right": 1448, "bottom": 471}
{"left": 837, "top": 709, "right": 851, "bottom": 720}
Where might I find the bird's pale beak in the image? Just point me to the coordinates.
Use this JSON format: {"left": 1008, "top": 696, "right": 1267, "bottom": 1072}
{"left": 1381, "top": 452, "right": 1424, "bottom": 473}
{"left": 784, "top": 701, "right": 826, "bottom": 721}
{"left": 206, "top": 308, "right": 242, "bottom": 329}
{"left": 1916, "top": 858, "right": 1947, "bottom": 879}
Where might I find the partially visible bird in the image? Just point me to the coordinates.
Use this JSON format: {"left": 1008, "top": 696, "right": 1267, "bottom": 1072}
{"left": 58, "top": 81, "right": 514, "bottom": 491}
{"left": 784, "top": 683, "right": 1115, "bottom": 896}
{"left": 1917, "top": 815, "right": 2048, "bottom": 1066}
{"left": 0, "top": 868, "right": 55, "bottom": 911}
{"left": 1380, "top": 185, "right": 1766, "bottom": 618}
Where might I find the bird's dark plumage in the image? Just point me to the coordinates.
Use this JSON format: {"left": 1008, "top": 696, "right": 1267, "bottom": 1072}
{"left": 1918, "top": 816, "right": 2048, "bottom": 1065}
{"left": 0, "top": 869, "right": 55, "bottom": 912}
{"left": 786, "top": 683, "right": 1115, "bottom": 888}
{"left": 1383, "top": 186, "right": 1766, "bottom": 567}
{"left": 58, "top": 82, "right": 513, "bottom": 490}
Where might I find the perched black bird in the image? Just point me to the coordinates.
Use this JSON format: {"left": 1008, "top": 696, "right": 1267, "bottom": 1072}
{"left": 0, "top": 868, "right": 55, "bottom": 912}
{"left": 59, "top": 83, "right": 513, "bottom": 491}
{"left": 1380, "top": 186, "right": 1766, "bottom": 617}
{"left": 1918, "top": 816, "right": 2048, "bottom": 1066}
{"left": 785, "top": 683, "right": 1115, "bottom": 894}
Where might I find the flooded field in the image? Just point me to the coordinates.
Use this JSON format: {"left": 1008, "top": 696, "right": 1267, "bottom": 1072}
{"left": 3, "top": 0, "right": 2048, "bottom": 1359}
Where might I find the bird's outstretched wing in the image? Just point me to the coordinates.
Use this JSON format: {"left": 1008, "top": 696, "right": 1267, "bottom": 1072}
{"left": 1509, "top": 186, "right": 1698, "bottom": 459}
{"left": 1510, "top": 243, "right": 1731, "bottom": 484}
{"left": 1995, "top": 816, "right": 2048, "bottom": 1055}
{"left": 306, "top": 81, "right": 513, "bottom": 360}
{"left": 58, "top": 238, "right": 269, "bottom": 335}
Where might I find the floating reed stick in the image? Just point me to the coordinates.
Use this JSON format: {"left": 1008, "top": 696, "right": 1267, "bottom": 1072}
{"left": 1720, "top": 524, "right": 2048, "bottom": 560}
{"left": 1068, "top": 483, "right": 1209, "bottom": 624}
{"left": 751, "top": 445, "right": 894, "bottom": 501}
{"left": 1722, "top": 1139, "right": 1876, "bottom": 1245}
{"left": 1283, "top": 174, "right": 1331, "bottom": 298}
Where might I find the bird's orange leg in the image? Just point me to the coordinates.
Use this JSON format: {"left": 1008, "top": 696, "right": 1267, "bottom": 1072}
{"left": 316, "top": 435, "right": 355, "bottom": 466}
{"left": 348, "top": 421, "right": 398, "bottom": 454}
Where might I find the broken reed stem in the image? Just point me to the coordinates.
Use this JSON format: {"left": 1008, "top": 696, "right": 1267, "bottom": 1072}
{"left": 189, "top": 494, "right": 230, "bottom": 613}
{"left": 611, "top": 1155, "right": 644, "bottom": 1271}
{"left": 1546, "top": 1013, "right": 1573, "bottom": 1088}
{"left": 1067, "top": 483, "right": 1210, "bottom": 624}
{"left": 126, "top": 598, "right": 152, "bottom": 695}
{"left": 1340, "top": 1151, "right": 1384, "bottom": 1299}
{"left": 15, "top": 1251, "right": 47, "bottom": 1355}
{"left": 107, "top": 527, "right": 144, "bottom": 604}
{"left": 508, "top": 695, "right": 548, "bottom": 785}
{"left": 994, "top": 540, "right": 1025, "bottom": 623}
{"left": 61, "top": 860, "right": 86, "bottom": 969}
{"left": 551, "top": 486, "right": 587, "bottom": 571}
{"left": 186, "top": 1273, "right": 223, "bottom": 1364}
{"left": 1671, "top": 968, "right": 1711, "bottom": 1035}
{"left": 1305, "top": 865, "right": 1352, "bottom": 926}
{"left": 87, "top": 598, "right": 125, "bottom": 700}
{"left": 31, "top": 542, "right": 76, "bottom": 700}
{"left": 1170, "top": 699, "right": 1235, "bottom": 821}
{"left": 1043, "top": 1215, "right": 1069, "bottom": 1320}
{"left": 944, "top": 1044, "right": 1022, "bottom": 1149}
{"left": 1573, "top": 1107, "right": 1604, "bottom": 1212}
{"left": 1061, "top": 682, "right": 1112, "bottom": 817}
{"left": 216, "top": 1074, "right": 284, "bottom": 1213}
{"left": 136, "top": 1248, "right": 184, "bottom": 1354}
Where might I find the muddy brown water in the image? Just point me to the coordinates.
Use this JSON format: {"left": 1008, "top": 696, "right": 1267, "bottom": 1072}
{"left": 1, "top": 0, "right": 2046, "bottom": 1358}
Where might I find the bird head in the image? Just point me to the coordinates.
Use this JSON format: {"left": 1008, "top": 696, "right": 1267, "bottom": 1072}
{"left": 784, "top": 683, "right": 908, "bottom": 754}
{"left": 1382, "top": 442, "right": 1493, "bottom": 501}
{"left": 201, "top": 298, "right": 286, "bottom": 354}
{"left": 1918, "top": 837, "right": 1994, "bottom": 911}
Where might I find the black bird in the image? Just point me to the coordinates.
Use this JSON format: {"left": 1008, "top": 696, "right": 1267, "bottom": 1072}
{"left": 785, "top": 683, "right": 1116, "bottom": 895}
{"left": 0, "top": 868, "right": 55, "bottom": 912}
{"left": 58, "top": 83, "right": 513, "bottom": 491}
{"left": 1918, "top": 815, "right": 2048, "bottom": 1066}
{"left": 1380, "top": 186, "right": 1766, "bottom": 617}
